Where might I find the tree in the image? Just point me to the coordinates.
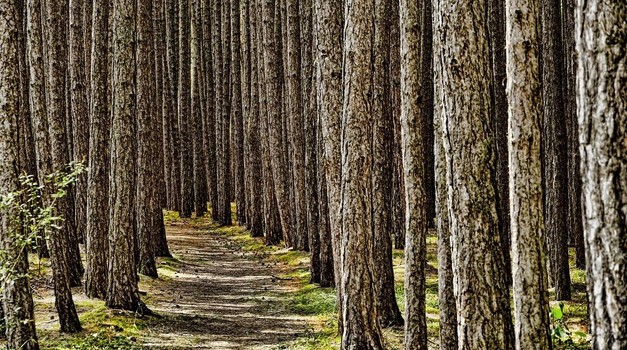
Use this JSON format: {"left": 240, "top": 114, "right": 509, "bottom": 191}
{"left": 0, "top": 2, "right": 39, "bottom": 346}
{"left": 399, "top": 0, "right": 429, "bottom": 346}
{"left": 541, "top": 0, "right": 571, "bottom": 301}
{"left": 434, "top": 0, "right": 515, "bottom": 347}
{"left": 136, "top": 0, "right": 159, "bottom": 278}
{"left": 505, "top": 0, "right": 552, "bottom": 347}
{"left": 85, "top": 0, "right": 110, "bottom": 299}
{"left": 339, "top": 0, "right": 387, "bottom": 347}
{"left": 178, "top": 0, "right": 194, "bottom": 219}
{"left": 575, "top": 1, "right": 627, "bottom": 348}
{"left": 69, "top": 0, "right": 89, "bottom": 244}
{"left": 165, "top": 0, "right": 181, "bottom": 212}
{"left": 232, "top": 0, "right": 246, "bottom": 225}
{"left": 107, "top": 0, "right": 142, "bottom": 311}
{"left": 191, "top": 0, "right": 208, "bottom": 217}
{"left": 42, "top": 0, "right": 83, "bottom": 331}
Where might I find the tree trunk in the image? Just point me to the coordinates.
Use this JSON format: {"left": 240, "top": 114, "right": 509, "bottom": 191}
{"left": 256, "top": 0, "right": 282, "bottom": 245}
{"left": 575, "top": 1, "right": 627, "bottom": 348}
{"left": 69, "top": 0, "right": 89, "bottom": 244}
{"left": 0, "top": 2, "right": 40, "bottom": 346}
{"left": 489, "top": 0, "right": 512, "bottom": 286}
{"left": 165, "top": 0, "right": 181, "bottom": 212}
{"left": 241, "top": 0, "right": 251, "bottom": 228}
{"left": 231, "top": 0, "right": 245, "bottom": 225}
{"left": 505, "top": 0, "right": 552, "bottom": 347}
{"left": 562, "top": 0, "right": 584, "bottom": 270}
{"left": 42, "top": 0, "right": 82, "bottom": 332}
{"left": 541, "top": 0, "right": 571, "bottom": 301}
{"left": 435, "top": 0, "right": 515, "bottom": 347}
{"left": 85, "top": 0, "right": 110, "bottom": 299}
{"left": 136, "top": 0, "right": 159, "bottom": 278}
{"left": 178, "top": 0, "right": 194, "bottom": 219}
{"left": 340, "top": 0, "right": 387, "bottom": 347}
{"left": 399, "top": 0, "right": 429, "bottom": 346}
{"left": 107, "top": 0, "right": 142, "bottom": 311}
{"left": 202, "top": 0, "right": 218, "bottom": 220}
{"left": 262, "top": 0, "right": 292, "bottom": 243}
{"left": 432, "top": 1, "right": 457, "bottom": 343}
{"left": 211, "top": 0, "right": 223, "bottom": 221}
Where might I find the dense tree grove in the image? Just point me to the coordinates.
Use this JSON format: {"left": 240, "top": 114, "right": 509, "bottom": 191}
{"left": 0, "top": 0, "right": 625, "bottom": 349}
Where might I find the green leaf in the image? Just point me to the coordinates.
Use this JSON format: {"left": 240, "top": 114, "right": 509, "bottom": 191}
{"left": 551, "top": 305, "right": 563, "bottom": 320}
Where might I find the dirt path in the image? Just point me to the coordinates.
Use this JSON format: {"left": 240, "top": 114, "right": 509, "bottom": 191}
{"left": 140, "top": 220, "right": 310, "bottom": 350}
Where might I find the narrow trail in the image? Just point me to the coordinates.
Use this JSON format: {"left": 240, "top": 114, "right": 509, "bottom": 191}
{"left": 140, "top": 219, "right": 310, "bottom": 349}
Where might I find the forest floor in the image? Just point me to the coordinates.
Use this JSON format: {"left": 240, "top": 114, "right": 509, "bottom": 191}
{"left": 26, "top": 207, "right": 590, "bottom": 349}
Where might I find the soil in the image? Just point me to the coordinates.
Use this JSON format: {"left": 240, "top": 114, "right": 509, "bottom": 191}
{"left": 138, "top": 220, "right": 310, "bottom": 349}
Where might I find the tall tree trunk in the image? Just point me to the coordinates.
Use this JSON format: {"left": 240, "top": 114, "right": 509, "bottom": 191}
{"left": 231, "top": 0, "right": 245, "bottom": 224}
{"left": 255, "top": 0, "right": 282, "bottom": 245}
{"left": 315, "top": 0, "right": 344, "bottom": 331}
{"left": 0, "top": 2, "right": 40, "bottom": 346}
{"left": 241, "top": 0, "right": 252, "bottom": 228}
{"left": 541, "top": 0, "right": 571, "bottom": 301}
{"left": 399, "top": 0, "right": 429, "bottom": 346}
{"left": 136, "top": 0, "right": 159, "bottom": 278}
{"left": 85, "top": 0, "right": 110, "bottom": 299}
{"left": 165, "top": 0, "right": 181, "bottom": 212}
{"left": 202, "top": 0, "right": 218, "bottom": 219}
{"left": 432, "top": 0, "right": 458, "bottom": 343}
{"left": 489, "top": 0, "right": 512, "bottom": 285}
{"left": 575, "top": 1, "right": 627, "bottom": 348}
{"left": 505, "top": 0, "right": 552, "bottom": 347}
{"left": 107, "top": 0, "right": 142, "bottom": 311}
{"left": 562, "top": 0, "right": 584, "bottom": 269}
{"left": 340, "top": 0, "right": 387, "bottom": 347}
{"left": 42, "top": 0, "right": 82, "bottom": 332}
{"left": 262, "top": 0, "right": 292, "bottom": 243}
{"left": 191, "top": 0, "right": 208, "bottom": 217}
{"left": 69, "top": 0, "right": 89, "bottom": 244}
{"left": 435, "top": 0, "right": 515, "bottom": 347}
{"left": 371, "top": 0, "right": 403, "bottom": 328}
{"left": 178, "top": 0, "right": 194, "bottom": 219}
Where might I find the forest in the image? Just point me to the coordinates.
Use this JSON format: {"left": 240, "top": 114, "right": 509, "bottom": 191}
{"left": 0, "top": 0, "right": 625, "bottom": 349}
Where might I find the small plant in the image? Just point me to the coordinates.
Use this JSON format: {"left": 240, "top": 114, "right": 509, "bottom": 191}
{"left": 550, "top": 302, "right": 589, "bottom": 349}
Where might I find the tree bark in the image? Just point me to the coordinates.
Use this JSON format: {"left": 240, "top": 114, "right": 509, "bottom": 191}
{"left": 505, "top": 0, "right": 552, "bottom": 347}
{"left": 575, "top": 1, "right": 627, "bottom": 348}
{"left": 42, "top": 0, "right": 83, "bottom": 332}
{"left": 85, "top": 0, "right": 109, "bottom": 299}
{"left": 107, "top": 0, "right": 142, "bottom": 311}
{"left": 165, "top": 0, "right": 181, "bottom": 212}
{"left": 339, "top": 0, "right": 387, "bottom": 347}
{"left": 0, "top": 2, "right": 40, "bottom": 346}
{"left": 541, "top": 0, "right": 571, "bottom": 301}
{"left": 178, "top": 0, "right": 194, "bottom": 219}
{"left": 231, "top": 0, "right": 245, "bottom": 224}
{"left": 399, "top": 0, "right": 429, "bottom": 346}
{"left": 434, "top": 0, "right": 515, "bottom": 347}
{"left": 136, "top": 0, "right": 159, "bottom": 278}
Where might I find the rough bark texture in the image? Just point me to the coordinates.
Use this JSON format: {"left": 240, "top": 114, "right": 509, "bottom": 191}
{"left": 42, "top": 0, "right": 83, "bottom": 332}
{"left": 202, "top": 0, "right": 218, "bottom": 220}
{"left": 541, "top": 0, "right": 571, "bottom": 301}
{"left": 178, "top": 0, "right": 194, "bottom": 219}
{"left": 489, "top": 0, "right": 512, "bottom": 285}
{"left": 262, "top": 0, "right": 292, "bottom": 243}
{"left": 165, "top": 0, "right": 181, "bottom": 212}
{"left": 371, "top": 0, "right": 403, "bottom": 328}
{"left": 575, "top": 1, "right": 627, "bottom": 348}
{"left": 246, "top": 0, "right": 264, "bottom": 238}
{"left": 69, "top": 0, "right": 89, "bottom": 244}
{"left": 562, "top": 0, "right": 584, "bottom": 269}
{"left": 315, "top": 0, "right": 343, "bottom": 319}
{"left": 286, "top": 0, "right": 307, "bottom": 251}
{"left": 191, "top": 0, "right": 208, "bottom": 217}
{"left": 0, "top": 2, "right": 40, "bottom": 346}
{"left": 434, "top": 0, "right": 515, "bottom": 347}
{"left": 400, "top": 0, "right": 428, "bottom": 346}
{"left": 231, "top": 0, "right": 245, "bottom": 225}
{"left": 505, "top": 0, "right": 552, "bottom": 347}
{"left": 256, "top": 0, "right": 282, "bottom": 245}
{"left": 211, "top": 0, "right": 223, "bottom": 221}
{"left": 107, "top": 0, "right": 142, "bottom": 311}
{"left": 432, "top": 1, "right": 458, "bottom": 343}
{"left": 136, "top": 0, "right": 159, "bottom": 278}
{"left": 85, "top": 0, "right": 109, "bottom": 299}
{"left": 340, "top": 0, "right": 386, "bottom": 348}
{"left": 241, "top": 0, "right": 251, "bottom": 228}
